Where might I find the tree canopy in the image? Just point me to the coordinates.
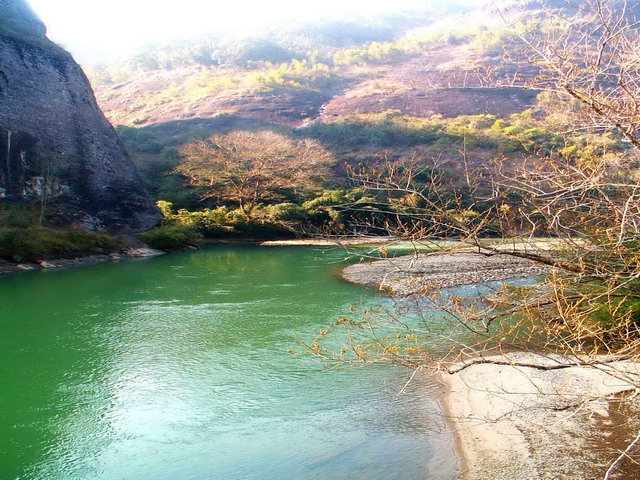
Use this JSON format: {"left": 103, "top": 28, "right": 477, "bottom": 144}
{"left": 174, "top": 130, "right": 333, "bottom": 214}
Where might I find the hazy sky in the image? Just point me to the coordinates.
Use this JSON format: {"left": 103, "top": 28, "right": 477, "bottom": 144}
{"left": 27, "top": 0, "right": 484, "bottom": 64}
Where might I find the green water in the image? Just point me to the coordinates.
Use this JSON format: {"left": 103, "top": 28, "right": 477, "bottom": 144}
{"left": 0, "top": 245, "right": 455, "bottom": 480}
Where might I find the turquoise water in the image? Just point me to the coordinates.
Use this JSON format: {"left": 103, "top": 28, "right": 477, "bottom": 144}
{"left": 0, "top": 245, "right": 455, "bottom": 479}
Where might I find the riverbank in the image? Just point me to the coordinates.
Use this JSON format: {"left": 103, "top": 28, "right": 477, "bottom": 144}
{"left": 339, "top": 248, "right": 640, "bottom": 478}
{"left": 438, "top": 353, "right": 640, "bottom": 479}
{"left": 0, "top": 235, "right": 389, "bottom": 276}
{"left": 340, "top": 249, "right": 549, "bottom": 295}
{"left": 0, "top": 240, "right": 164, "bottom": 275}
{"left": 260, "top": 236, "right": 400, "bottom": 247}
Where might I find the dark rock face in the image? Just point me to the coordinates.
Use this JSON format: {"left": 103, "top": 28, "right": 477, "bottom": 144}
{"left": 0, "top": 0, "right": 160, "bottom": 232}
{"left": 0, "top": 130, "right": 37, "bottom": 197}
{"left": 0, "top": 0, "right": 46, "bottom": 38}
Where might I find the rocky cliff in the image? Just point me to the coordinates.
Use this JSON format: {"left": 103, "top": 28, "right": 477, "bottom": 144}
{"left": 0, "top": 0, "right": 160, "bottom": 232}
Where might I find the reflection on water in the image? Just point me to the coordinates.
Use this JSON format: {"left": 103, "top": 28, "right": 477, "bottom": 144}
{"left": 0, "top": 245, "right": 455, "bottom": 479}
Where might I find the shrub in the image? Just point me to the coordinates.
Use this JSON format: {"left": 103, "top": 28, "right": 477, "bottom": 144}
{"left": 0, "top": 227, "right": 121, "bottom": 262}
{"left": 136, "top": 224, "right": 202, "bottom": 251}
{"left": 262, "top": 203, "right": 308, "bottom": 222}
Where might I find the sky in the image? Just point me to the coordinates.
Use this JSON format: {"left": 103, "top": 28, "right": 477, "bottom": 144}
{"left": 26, "top": 0, "right": 485, "bottom": 64}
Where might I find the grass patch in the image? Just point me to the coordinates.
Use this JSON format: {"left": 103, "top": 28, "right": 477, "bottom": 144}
{"left": 0, "top": 227, "right": 121, "bottom": 262}
{"left": 0, "top": 203, "right": 122, "bottom": 262}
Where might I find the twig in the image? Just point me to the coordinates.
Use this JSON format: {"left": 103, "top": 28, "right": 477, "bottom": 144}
{"left": 603, "top": 429, "right": 640, "bottom": 480}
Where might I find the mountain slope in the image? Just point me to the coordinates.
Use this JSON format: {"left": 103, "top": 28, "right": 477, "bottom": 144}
{"left": 90, "top": 3, "right": 542, "bottom": 132}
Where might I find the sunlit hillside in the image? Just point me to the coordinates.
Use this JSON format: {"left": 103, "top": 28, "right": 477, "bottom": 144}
{"left": 89, "top": 5, "right": 537, "bottom": 128}
{"left": 84, "top": 0, "right": 605, "bottom": 228}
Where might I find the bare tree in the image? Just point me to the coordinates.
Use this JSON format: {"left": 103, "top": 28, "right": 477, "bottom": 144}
{"left": 304, "top": 3, "right": 640, "bottom": 476}
{"left": 175, "top": 130, "right": 333, "bottom": 215}
{"left": 506, "top": 0, "right": 640, "bottom": 146}
{"left": 34, "top": 154, "right": 60, "bottom": 226}
{"left": 322, "top": 0, "right": 640, "bottom": 359}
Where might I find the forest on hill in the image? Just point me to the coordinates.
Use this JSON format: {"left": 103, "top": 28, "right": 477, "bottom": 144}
{"left": 3, "top": 0, "right": 636, "bottom": 257}
{"left": 77, "top": 0, "right": 633, "bottom": 250}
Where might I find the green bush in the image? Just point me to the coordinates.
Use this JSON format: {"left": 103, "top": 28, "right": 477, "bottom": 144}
{"left": 262, "top": 203, "right": 308, "bottom": 222}
{"left": 116, "top": 125, "right": 162, "bottom": 154}
{"left": 249, "top": 60, "right": 335, "bottom": 92}
{"left": 136, "top": 224, "right": 203, "bottom": 251}
{"left": 332, "top": 42, "right": 405, "bottom": 66}
{"left": 588, "top": 295, "right": 640, "bottom": 332}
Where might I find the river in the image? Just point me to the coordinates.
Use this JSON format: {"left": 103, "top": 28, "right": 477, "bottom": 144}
{"left": 0, "top": 245, "right": 456, "bottom": 479}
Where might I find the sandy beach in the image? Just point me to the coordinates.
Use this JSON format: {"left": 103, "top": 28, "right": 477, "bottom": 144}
{"left": 260, "top": 237, "right": 400, "bottom": 247}
{"left": 438, "top": 353, "right": 640, "bottom": 479}
{"left": 340, "top": 250, "right": 549, "bottom": 295}
{"left": 339, "top": 249, "right": 640, "bottom": 479}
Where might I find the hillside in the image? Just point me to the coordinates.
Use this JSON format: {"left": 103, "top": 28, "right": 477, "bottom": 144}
{"left": 93, "top": 42, "right": 539, "bottom": 129}
{"left": 92, "top": 6, "right": 541, "bottom": 129}
{"left": 81, "top": 0, "right": 629, "bottom": 241}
